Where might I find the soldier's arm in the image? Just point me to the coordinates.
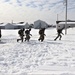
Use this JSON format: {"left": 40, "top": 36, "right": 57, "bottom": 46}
{"left": 30, "top": 34, "right": 32, "bottom": 36}
{"left": 61, "top": 32, "right": 64, "bottom": 35}
{"left": 44, "top": 34, "right": 46, "bottom": 36}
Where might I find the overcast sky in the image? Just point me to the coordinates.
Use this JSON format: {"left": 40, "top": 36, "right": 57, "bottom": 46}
{"left": 0, "top": 0, "right": 75, "bottom": 24}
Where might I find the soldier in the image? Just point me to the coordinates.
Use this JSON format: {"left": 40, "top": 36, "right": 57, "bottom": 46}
{"left": 25, "top": 28, "right": 32, "bottom": 42}
{"left": 54, "top": 29, "right": 64, "bottom": 41}
{"left": 17, "top": 28, "right": 25, "bottom": 42}
{"left": 38, "top": 28, "right": 46, "bottom": 42}
{"left": 0, "top": 29, "right": 2, "bottom": 41}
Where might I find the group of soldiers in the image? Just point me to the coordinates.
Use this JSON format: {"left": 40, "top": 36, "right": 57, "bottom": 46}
{"left": 17, "top": 28, "right": 46, "bottom": 42}
{"left": 17, "top": 28, "right": 31, "bottom": 42}
{"left": 17, "top": 28, "right": 64, "bottom": 42}
{"left": 0, "top": 28, "right": 64, "bottom": 42}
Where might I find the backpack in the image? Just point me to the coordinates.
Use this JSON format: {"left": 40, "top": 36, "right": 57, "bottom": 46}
{"left": 57, "top": 29, "right": 62, "bottom": 33}
{"left": 18, "top": 29, "right": 22, "bottom": 35}
{"left": 39, "top": 29, "right": 45, "bottom": 34}
{"left": 39, "top": 30, "right": 42, "bottom": 34}
{"left": 25, "top": 30, "right": 29, "bottom": 35}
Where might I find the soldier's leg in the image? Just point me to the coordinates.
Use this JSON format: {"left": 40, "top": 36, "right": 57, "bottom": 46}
{"left": 0, "top": 38, "right": 1, "bottom": 41}
{"left": 25, "top": 34, "right": 28, "bottom": 41}
{"left": 54, "top": 35, "right": 59, "bottom": 41}
{"left": 38, "top": 38, "right": 40, "bottom": 41}
{"left": 38, "top": 35, "right": 41, "bottom": 41}
{"left": 40, "top": 35, "right": 43, "bottom": 42}
{"left": 22, "top": 37, "right": 23, "bottom": 42}
{"left": 21, "top": 36, "right": 23, "bottom": 42}
{"left": 59, "top": 35, "right": 62, "bottom": 40}
{"left": 41, "top": 35, "right": 44, "bottom": 42}
{"left": 25, "top": 35, "right": 29, "bottom": 42}
{"left": 25, "top": 37, "right": 26, "bottom": 41}
{"left": 17, "top": 39, "right": 19, "bottom": 42}
{"left": 28, "top": 36, "right": 30, "bottom": 41}
{"left": 54, "top": 33, "right": 60, "bottom": 41}
{"left": 17, "top": 36, "right": 21, "bottom": 42}
{"left": 27, "top": 38, "right": 29, "bottom": 42}
{"left": 0, "top": 34, "right": 1, "bottom": 38}
{"left": 27, "top": 35, "right": 30, "bottom": 42}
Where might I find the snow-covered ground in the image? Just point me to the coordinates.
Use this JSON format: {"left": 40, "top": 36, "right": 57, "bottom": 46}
{"left": 0, "top": 28, "right": 75, "bottom": 75}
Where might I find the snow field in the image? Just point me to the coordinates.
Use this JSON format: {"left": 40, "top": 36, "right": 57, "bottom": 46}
{"left": 0, "top": 28, "right": 75, "bottom": 75}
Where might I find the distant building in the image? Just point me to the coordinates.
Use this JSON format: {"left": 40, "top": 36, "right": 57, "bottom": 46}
{"left": 56, "top": 20, "right": 75, "bottom": 30}
{"left": 34, "top": 20, "right": 49, "bottom": 29}
{"left": 5, "top": 23, "right": 15, "bottom": 29}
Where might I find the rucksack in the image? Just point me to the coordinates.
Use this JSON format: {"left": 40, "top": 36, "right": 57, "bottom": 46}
{"left": 57, "top": 29, "right": 62, "bottom": 33}
{"left": 18, "top": 29, "right": 22, "bottom": 35}
{"left": 39, "top": 30, "right": 42, "bottom": 34}
{"left": 25, "top": 30, "right": 30, "bottom": 34}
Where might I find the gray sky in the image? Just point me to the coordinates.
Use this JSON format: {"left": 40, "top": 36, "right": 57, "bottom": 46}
{"left": 0, "top": 0, "right": 75, "bottom": 24}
